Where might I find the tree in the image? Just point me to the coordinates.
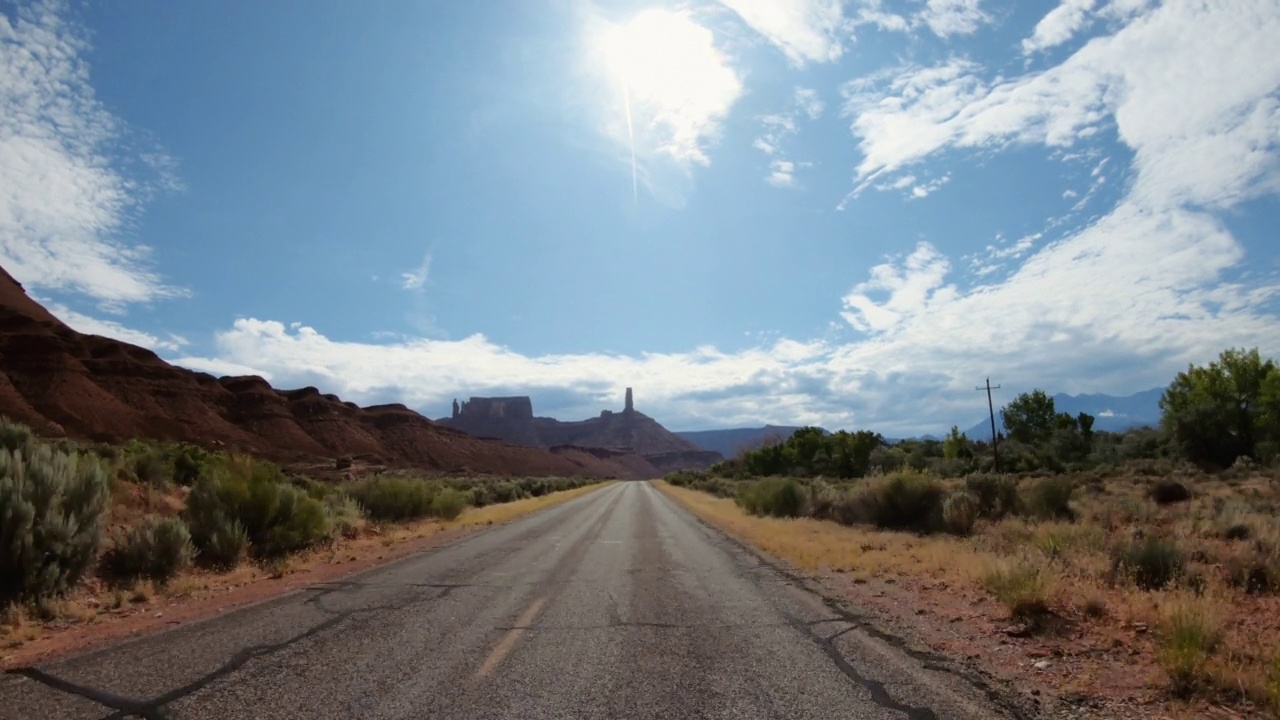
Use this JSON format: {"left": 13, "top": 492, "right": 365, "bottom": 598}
{"left": 1001, "top": 390, "right": 1057, "bottom": 445}
{"left": 943, "top": 426, "right": 972, "bottom": 460}
{"left": 1160, "top": 348, "right": 1279, "bottom": 467}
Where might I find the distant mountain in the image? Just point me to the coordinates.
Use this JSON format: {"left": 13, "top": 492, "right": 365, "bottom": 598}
{"left": 675, "top": 425, "right": 814, "bottom": 459}
{"left": 963, "top": 388, "right": 1164, "bottom": 441}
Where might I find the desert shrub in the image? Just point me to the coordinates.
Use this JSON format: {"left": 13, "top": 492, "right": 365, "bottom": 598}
{"left": 185, "top": 455, "right": 332, "bottom": 560}
{"left": 1225, "top": 552, "right": 1277, "bottom": 594}
{"left": 981, "top": 560, "right": 1049, "bottom": 619}
{"left": 1113, "top": 536, "right": 1184, "bottom": 590}
{"left": 131, "top": 450, "right": 171, "bottom": 487}
{"left": 0, "top": 418, "right": 36, "bottom": 453}
{"left": 666, "top": 470, "right": 706, "bottom": 487}
{"left": 1158, "top": 600, "right": 1221, "bottom": 698}
{"left": 490, "top": 482, "right": 521, "bottom": 505}
{"left": 942, "top": 490, "right": 980, "bottom": 536}
{"left": 349, "top": 476, "right": 437, "bottom": 521}
{"left": 846, "top": 472, "right": 945, "bottom": 532}
{"left": 100, "top": 515, "right": 192, "bottom": 585}
{"left": 0, "top": 430, "right": 110, "bottom": 604}
{"left": 736, "top": 478, "right": 805, "bottom": 518}
{"left": 1024, "top": 476, "right": 1075, "bottom": 520}
{"left": 196, "top": 517, "right": 248, "bottom": 569}
{"left": 431, "top": 488, "right": 468, "bottom": 521}
{"left": 1149, "top": 480, "right": 1191, "bottom": 505}
{"left": 170, "top": 444, "right": 211, "bottom": 486}
{"left": 259, "top": 485, "right": 333, "bottom": 557}
{"left": 1223, "top": 523, "right": 1252, "bottom": 541}
{"left": 325, "top": 493, "right": 366, "bottom": 539}
{"left": 964, "top": 474, "right": 1020, "bottom": 519}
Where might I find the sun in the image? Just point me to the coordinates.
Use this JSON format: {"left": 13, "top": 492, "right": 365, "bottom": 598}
{"left": 589, "top": 7, "right": 743, "bottom": 190}
{"left": 597, "top": 9, "right": 722, "bottom": 113}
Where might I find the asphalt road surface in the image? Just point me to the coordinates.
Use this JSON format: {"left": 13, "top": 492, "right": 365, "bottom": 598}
{"left": 1, "top": 481, "right": 1015, "bottom": 719}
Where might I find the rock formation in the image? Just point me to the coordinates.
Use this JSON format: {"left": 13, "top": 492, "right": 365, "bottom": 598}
{"left": 439, "top": 390, "right": 722, "bottom": 472}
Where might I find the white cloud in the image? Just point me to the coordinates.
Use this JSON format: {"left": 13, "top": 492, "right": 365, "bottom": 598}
{"left": 49, "top": 303, "right": 187, "bottom": 352}
{"left": 752, "top": 138, "right": 778, "bottom": 155}
{"left": 175, "top": 318, "right": 843, "bottom": 431}
{"left": 588, "top": 8, "right": 743, "bottom": 204}
{"left": 864, "top": 171, "right": 950, "bottom": 200}
{"left": 718, "top": 0, "right": 849, "bottom": 65}
{"left": 401, "top": 253, "right": 432, "bottom": 290}
{"left": 916, "top": 0, "right": 991, "bottom": 38}
{"left": 1023, "top": 0, "right": 1099, "bottom": 54}
{"left": 910, "top": 174, "right": 950, "bottom": 198}
{"left": 175, "top": 356, "right": 273, "bottom": 380}
{"left": 751, "top": 90, "right": 823, "bottom": 188}
{"left": 794, "top": 87, "right": 825, "bottom": 119}
{"left": 844, "top": 0, "right": 1280, "bottom": 211}
{"left": 841, "top": 243, "right": 954, "bottom": 333}
{"left": 0, "top": 0, "right": 180, "bottom": 309}
{"left": 852, "top": 1, "right": 910, "bottom": 33}
{"left": 766, "top": 160, "right": 797, "bottom": 187}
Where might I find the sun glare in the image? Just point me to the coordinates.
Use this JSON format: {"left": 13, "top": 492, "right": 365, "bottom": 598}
{"left": 591, "top": 7, "right": 743, "bottom": 189}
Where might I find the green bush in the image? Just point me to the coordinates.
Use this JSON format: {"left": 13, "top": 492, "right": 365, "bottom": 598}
{"left": 0, "top": 417, "right": 35, "bottom": 453}
{"left": 100, "top": 515, "right": 193, "bottom": 585}
{"left": 131, "top": 450, "right": 171, "bottom": 487}
{"left": 197, "top": 517, "right": 249, "bottom": 569}
{"left": 490, "top": 482, "right": 521, "bottom": 505}
{"left": 964, "top": 474, "right": 1020, "bottom": 519}
{"left": 325, "top": 493, "right": 366, "bottom": 539}
{"left": 349, "top": 476, "right": 437, "bottom": 521}
{"left": 259, "top": 485, "right": 333, "bottom": 558}
{"left": 1113, "top": 536, "right": 1184, "bottom": 590}
{"left": 431, "top": 488, "right": 468, "bottom": 520}
{"left": 942, "top": 491, "right": 981, "bottom": 536}
{"left": 171, "top": 444, "right": 211, "bottom": 486}
{"left": 185, "top": 455, "right": 333, "bottom": 561}
{"left": 736, "top": 478, "right": 805, "bottom": 518}
{"left": 1024, "top": 476, "right": 1075, "bottom": 520}
{"left": 0, "top": 429, "right": 110, "bottom": 605}
{"left": 846, "top": 472, "right": 945, "bottom": 532}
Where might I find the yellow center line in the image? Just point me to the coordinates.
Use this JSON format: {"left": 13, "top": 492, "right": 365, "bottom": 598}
{"left": 473, "top": 596, "right": 548, "bottom": 679}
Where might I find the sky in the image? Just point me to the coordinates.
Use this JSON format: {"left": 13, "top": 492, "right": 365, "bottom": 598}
{"left": 1, "top": 0, "right": 1278, "bottom": 437}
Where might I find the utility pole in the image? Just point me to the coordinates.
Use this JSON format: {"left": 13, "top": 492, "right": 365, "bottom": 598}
{"left": 976, "top": 378, "right": 1001, "bottom": 471}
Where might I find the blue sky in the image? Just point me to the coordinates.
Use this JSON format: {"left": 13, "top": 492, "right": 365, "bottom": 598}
{"left": 2, "top": 0, "right": 1278, "bottom": 436}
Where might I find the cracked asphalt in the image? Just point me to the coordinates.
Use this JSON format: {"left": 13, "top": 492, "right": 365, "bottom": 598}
{"left": 0, "top": 481, "right": 1015, "bottom": 719}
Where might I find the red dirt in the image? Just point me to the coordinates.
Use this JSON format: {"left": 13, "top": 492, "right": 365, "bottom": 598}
{"left": 0, "top": 265, "right": 650, "bottom": 478}
{"left": 814, "top": 570, "right": 1273, "bottom": 719}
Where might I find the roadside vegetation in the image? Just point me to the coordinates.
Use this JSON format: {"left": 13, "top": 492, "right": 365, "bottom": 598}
{"left": 0, "top": 419, "right": 601, "bottom": 654}
{"left": 666, "top": 347, "right": 1280, "bottom": 716}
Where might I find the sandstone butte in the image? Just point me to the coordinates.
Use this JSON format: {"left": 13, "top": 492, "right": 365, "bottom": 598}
{"left": 439, "top": 391, "right": 723, "bottom": 473}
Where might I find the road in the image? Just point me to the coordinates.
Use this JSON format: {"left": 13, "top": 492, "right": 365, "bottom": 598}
{"left": 1, "top": 481, "right": 1013, "bottom": 719}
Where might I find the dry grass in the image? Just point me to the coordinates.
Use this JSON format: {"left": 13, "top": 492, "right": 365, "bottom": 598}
{"left": 658, "top": 470, "right": 1280, "bottom": 714}
{"left": 447, "top": 482, "right": 613, "bottom": 527}
{"left": 658, "top": 481, "right": 979, "bottom": 581}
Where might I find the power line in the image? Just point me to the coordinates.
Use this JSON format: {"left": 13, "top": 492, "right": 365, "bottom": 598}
{"left": 976, "top": 378, "right": 1001, "bottom": 471}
